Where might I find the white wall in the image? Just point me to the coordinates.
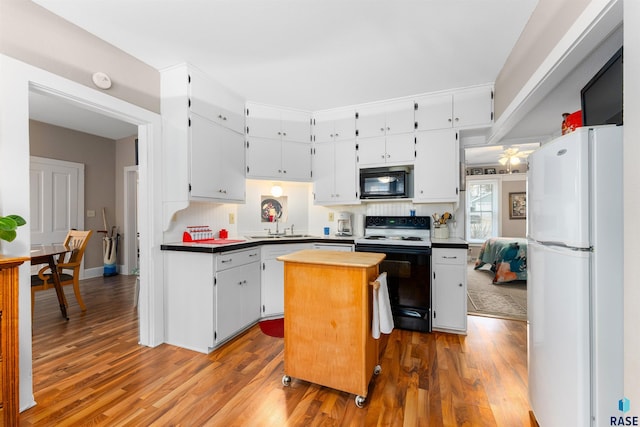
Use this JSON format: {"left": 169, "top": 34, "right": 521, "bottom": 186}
{"left": 623, "top": 0, "right": 640, "bottom": 411}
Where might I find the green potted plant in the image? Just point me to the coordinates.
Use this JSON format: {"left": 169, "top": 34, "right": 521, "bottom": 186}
{"left": 0, "top": 215, "right": 27, "bottom": 242}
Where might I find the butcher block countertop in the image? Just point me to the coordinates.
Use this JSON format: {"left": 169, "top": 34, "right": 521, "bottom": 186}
{"left": 277, "top": 249, "right": 385, "bottom": 268}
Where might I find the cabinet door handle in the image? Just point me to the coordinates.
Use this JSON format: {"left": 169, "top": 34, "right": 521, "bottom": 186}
{"left": 459, "top": 283, "right": 463, "bottom": 287}
{"left": 282, "top": 132, "right": 287, "bottom": 136}
{"left": 448, "top": 118, "right": 452, "bottom": 123}
{"left": 443, "top": 256, "right": 458, "bottom": 259}
{"left": 221, "top": 258, "right": 233, "bottom": 263}
{"left": 380, "top": 127, "right": 385, "bottom": 132}
{"left": 381, "top": 155, "right": 385, "bottom": 159}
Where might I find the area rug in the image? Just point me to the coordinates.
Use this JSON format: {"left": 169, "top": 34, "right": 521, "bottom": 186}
{"left": 259, "top": 318, "right": 284, "bottom": 338}
{"left": 467, "top": 262, "right": 527, "bottom": 321}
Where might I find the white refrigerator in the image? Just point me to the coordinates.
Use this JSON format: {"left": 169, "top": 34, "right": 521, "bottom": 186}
{"left": 527, "top": 125, "right": 624, "bottom": 426}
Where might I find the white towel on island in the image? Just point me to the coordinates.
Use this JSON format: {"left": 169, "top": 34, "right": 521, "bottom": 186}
{"left": 372, "top": 272, "right": 394, "bottom": 339}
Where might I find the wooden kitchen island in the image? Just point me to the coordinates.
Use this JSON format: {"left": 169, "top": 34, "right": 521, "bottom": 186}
{"left": 277, "top": 249, "right": 386, "bottom": 407}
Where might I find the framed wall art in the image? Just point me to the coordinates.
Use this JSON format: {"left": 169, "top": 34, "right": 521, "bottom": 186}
{"left": 509, "top": 192, "right": 526, "bottom": 219}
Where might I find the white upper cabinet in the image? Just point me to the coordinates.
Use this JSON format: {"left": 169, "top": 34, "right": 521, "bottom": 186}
{"left": 414, "top": 129, "right": 459, "bottom": 203}
{"left": 190, "top": 113, "right": 245, "bottom": 202}
{"left": 161, "top": 63, "right": 246, "bottom": 205}
{"left": 356, "top": 100, "right": 416, "bottom": 168}
{"left": 313, "top": 139, "right": 358, "bottom": 205}
{"left": 415, "top": 85, "right": 493, "bottom": 131}
{"left": 189, "top": 69, "right": 245, "bottom": 134}
{"left": 245, "top": 103, "right": 312, "bottom": 142}
{"left": 245, "top": 103, "right": 312, "bottom": 181}
{"left": 313, "top": 109, "right": 357, "bottom": 143}
{"left": 246, "top": 137, "right": 312, "bottom": 181}
{"left": 356, "top": 100, "right": 415, "bottom": 138}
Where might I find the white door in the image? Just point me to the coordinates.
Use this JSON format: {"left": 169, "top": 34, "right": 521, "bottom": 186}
{"left": 30, "top": 156, "right": 84, "bottom": 245}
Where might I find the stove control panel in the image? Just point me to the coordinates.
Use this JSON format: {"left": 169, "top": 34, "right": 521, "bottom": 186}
{"left": 364, "top": 216, "right": 430, "bottom": 229}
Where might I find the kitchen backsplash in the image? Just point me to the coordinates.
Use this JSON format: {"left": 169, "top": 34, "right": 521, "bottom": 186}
{"left": 163, "top": 180, "right": 463, "bottom": 242}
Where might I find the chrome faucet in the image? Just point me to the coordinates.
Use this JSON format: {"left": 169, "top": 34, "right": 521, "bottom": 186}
{"left": 265, "top": 218, "right": 283, "bottom": 235}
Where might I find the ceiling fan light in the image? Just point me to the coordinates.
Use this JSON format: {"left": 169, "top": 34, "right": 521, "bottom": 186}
{"left": 511, "top": 157, "right": 521, "bottom": 165}
{"left": 498, "top": 157, "right": 508, "bottom": 165}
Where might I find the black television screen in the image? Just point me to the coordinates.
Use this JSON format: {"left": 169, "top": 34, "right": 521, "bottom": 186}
{"left": 581, "top": 47, "right": 623, "bottom": 126}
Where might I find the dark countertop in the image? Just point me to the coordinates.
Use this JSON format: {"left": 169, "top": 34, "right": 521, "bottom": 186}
{"left": 161, "top": 235, "right": 469, "bottom": 253}
{"left": 430, "top": 237, "right": 469, "bottom": 249}
{"left": 161, "top": 236, "right": 356, "bottom": 254}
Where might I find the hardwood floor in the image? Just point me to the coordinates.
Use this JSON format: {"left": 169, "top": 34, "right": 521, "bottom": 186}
{"left": 22, "top": 275, "right": 533, "bottom": 426}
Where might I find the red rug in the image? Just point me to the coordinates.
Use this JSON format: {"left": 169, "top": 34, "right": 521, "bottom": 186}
{"left": 259, "top": 318, "right": 284, "bottom": 338}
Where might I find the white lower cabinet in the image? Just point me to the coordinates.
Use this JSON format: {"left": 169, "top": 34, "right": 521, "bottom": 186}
{"left": 165, "top": 251, "right": 215, "bottom": 353}
{"left": 164, "top": 248, "right": 260, "bottom": 353}
{"left": 215, "top": 248, "right": 261, "bottom": 344}
{"left": 261, "top": 244, "right": 312, "bottom": 318}
{"left": 432, "top": 248, "right": 467, "bottom": 334}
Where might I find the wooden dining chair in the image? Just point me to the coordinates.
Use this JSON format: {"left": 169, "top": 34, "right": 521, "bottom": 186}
{"left": 31, "top": 229, "right": 93, "bottom": 317}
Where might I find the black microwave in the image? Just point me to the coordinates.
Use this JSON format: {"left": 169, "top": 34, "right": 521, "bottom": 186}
{"left": 360, "top": 170, "right": 408, "bottom": 199}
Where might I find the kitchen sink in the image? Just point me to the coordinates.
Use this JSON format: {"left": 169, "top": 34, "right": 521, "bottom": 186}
{"left": 246, "top": 234, "right": 314, "bottom": 239}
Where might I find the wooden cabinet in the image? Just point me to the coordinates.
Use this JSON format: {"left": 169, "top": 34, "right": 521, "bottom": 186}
{"left": 0, "top": 256, "right": 24, "bottom": 426}
{"left": 415, "top": 85, "right": 493, "bottom": 131}
{"left": 260, "top": 244, "right": 312, "bottom": 318}
{"left": 278, "top": 250, "right": 384, "bottom": 406}
{"left": 432, "top": 248, "right": 467, "bottom": 333}
{"left": 414, "top": 129, "right": 459, "bottom": 203}
{"left": 161, "top": 64, "right": 246, "bottom": 204}
{"left": 215, "top": 248, "right": 261, "bottom": 344}
{"left": 313, "top": 139, "right": 359, "bottom": 204}
{"left": 245, "top": 103, "right": 312, "bottom": 181}
{"left": 356, "top": 100, "right": 416, "bottom": 168}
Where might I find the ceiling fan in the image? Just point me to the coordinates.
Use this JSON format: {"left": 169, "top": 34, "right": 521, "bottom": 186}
{"left": 498, "top": 147, "right": 534, "bottom": 170}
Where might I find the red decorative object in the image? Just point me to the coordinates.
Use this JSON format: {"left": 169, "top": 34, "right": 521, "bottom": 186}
{"left": 259, "top": 318, "right": 284, "bottom": 338}
{"left": 562, "top": 110, "right": 582, "bottom": 135}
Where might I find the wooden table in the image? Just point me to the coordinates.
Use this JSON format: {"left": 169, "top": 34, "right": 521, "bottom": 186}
{"left": 277, "top": 249, "right": 385, "bottom": 407}
{"left": 30, "top": 244, "right": 71, "bottom": 320}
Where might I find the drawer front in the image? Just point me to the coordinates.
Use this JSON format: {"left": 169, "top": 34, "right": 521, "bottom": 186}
{"left": 217, "top": 248, "right": 260, "bottom": 270}
{"left": 433, "top": 248, "right": 466, "bottom": 265}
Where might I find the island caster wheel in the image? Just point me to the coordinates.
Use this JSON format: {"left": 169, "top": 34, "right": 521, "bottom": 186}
{"left": 355, "top": 395, "right": 366, "bottom": 408}
{"left": 282, "top": 375, "right": 291, "bottom": 387}
{"left": 373, "top": 365, "right": 382, "bottom": 376}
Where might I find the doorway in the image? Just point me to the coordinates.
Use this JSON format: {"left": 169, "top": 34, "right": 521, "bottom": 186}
{"left": 0, "top": 55, "right": 163, "bottom": 410}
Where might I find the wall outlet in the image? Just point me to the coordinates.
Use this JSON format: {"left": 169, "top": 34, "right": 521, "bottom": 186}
{"left": 229, "top": 213, "right": 235, "bottom": 224}
{"left": 87, "top": 210, "right": 96, "bottom": 218}
{"left": 328, "top": 212, "right": 334, "bottom": 222}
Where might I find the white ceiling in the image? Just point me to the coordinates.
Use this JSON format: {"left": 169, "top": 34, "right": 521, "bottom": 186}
{"left": 28, "top": 0, "right": 622, "bottom": 166}
{"left": 31, "top": 0, "right": 538, "bottom": 112}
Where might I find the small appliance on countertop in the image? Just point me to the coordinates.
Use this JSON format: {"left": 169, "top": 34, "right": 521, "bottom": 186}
{"left": 336, "top": 212, "right": 353, "bottom": 236}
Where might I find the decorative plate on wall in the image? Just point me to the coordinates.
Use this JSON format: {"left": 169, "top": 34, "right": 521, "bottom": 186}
{"left": 261, "top": 198, "right": 283, "bottom": 222}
